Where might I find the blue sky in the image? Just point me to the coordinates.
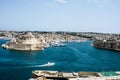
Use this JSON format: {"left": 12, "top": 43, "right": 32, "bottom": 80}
{"left": 0, "top": 0, "right": 120, "bottom": 33}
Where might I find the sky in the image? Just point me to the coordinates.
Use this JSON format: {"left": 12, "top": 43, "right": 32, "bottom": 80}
{"left": 0, "top": 0, "right": 120, "bottom": 33}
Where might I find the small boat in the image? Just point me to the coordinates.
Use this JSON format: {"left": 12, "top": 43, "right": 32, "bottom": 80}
{"left": 1, "top": 44, "right": 8, "bottom": 49}
{"left": 115, "top": 71, "right": 120, "bottom": 74}
{"left": 40, "top": 62, "right": 55, "bottom": 67}
{"left": 50, "top": 41, "right": 65, "bottom": 47}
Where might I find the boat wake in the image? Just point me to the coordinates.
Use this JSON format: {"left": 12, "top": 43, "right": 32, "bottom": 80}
{"left": 1, "top": 62, "right": 56, "bottom": 69}
{"left": 31, "top": 62, "right": 55, "bottom": 67}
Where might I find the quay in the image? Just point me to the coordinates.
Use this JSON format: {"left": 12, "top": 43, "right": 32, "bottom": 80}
{"left": 29, "top": 70, "right": 120, "bottom": 80}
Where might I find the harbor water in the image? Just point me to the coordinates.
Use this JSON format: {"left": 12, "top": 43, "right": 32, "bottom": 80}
{"left": 0, "top": 40, "right": 120, "bottom": 80}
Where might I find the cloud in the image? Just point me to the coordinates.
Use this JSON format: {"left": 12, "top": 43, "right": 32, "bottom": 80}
{"left": 55, "top": 0, "right": 67, "bottom": 3}
{"left": 88, "top": 0, "right": 111, "bottom": 3}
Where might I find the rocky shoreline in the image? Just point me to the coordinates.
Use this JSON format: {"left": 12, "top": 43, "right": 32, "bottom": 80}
{"left": 93, "top": 39, "right": 120, "bottom": 51}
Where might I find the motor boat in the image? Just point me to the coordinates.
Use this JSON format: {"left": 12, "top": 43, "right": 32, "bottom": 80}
{"left": 40, "top": 62, "right": 55, "bottom": 67}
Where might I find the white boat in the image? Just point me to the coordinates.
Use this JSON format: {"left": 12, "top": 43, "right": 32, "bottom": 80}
{"left": 40, "top": 62, "right": 55, "bottom": 67}
{"left": 115, "top": 71, "right": 120, "bottom": 74}
{"left": 1, "top": 44, "right": 8, "bottom": 49}
{"left": 50, "top": 41, "right": 65, "bottom": 47}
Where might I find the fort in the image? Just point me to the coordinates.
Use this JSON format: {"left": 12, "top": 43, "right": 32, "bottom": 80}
{"left": 29, "top": 70, "right": 120, "bottom": 80}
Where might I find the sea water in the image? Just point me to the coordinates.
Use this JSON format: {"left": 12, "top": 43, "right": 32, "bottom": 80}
{"left": 0, "top": 40, "right": 120, "bottom": 80}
